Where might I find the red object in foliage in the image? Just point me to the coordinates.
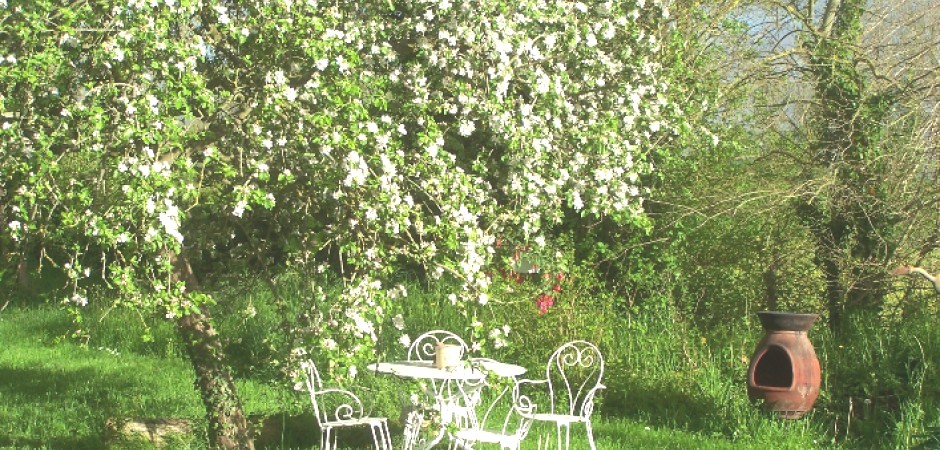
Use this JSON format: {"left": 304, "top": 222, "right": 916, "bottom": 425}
{"left": 535, "top": 293, "right": 555, "bottom": 314}
{"left": 552, "top": 284, "right": 562, "bottom": 292}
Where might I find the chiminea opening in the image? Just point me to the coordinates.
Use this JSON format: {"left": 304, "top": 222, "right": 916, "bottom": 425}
{"left": 753, "top": 345, "right": 793, "bottom": 388}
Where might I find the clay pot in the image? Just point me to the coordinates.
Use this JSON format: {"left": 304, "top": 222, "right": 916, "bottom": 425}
{"left": 747, "top": 311, "right": 821, "bottom": 419}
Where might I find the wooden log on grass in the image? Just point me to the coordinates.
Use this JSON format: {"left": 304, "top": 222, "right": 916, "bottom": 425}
{"left": 104, "top": 418, "right": 193, "bottom": 447}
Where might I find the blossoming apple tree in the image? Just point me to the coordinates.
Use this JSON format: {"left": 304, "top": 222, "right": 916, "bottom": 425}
{"left": 1, "top": 0, "right": 684, "bottom": 447}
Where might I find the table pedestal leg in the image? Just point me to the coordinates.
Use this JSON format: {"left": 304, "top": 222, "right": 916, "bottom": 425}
{"left": 402, "top": 409, "right": 424, "bottom": 450}
{"left": 403, "top": 408, "right": 453, "bottom": 450}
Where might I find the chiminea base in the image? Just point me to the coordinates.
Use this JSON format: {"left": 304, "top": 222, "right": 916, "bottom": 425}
{"left": 747, "top": 311, "right": 821, "bottom": 419}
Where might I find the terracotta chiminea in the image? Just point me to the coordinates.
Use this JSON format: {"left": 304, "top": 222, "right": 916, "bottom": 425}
{"left": 747, "top": 311, "right": 821, "bottom": 419}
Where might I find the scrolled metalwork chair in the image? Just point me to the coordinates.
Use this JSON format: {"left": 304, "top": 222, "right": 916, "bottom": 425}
{"left": 301, "top": 359, "right": 393, "bottom": 450}
{"left": 516, "top": 340, "right": 605, "bottom": 450}
{"left": 451, "top": 361, "right": 537, "bottom": 450}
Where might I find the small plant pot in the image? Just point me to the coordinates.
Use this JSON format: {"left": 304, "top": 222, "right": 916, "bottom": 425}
{"left": 434, "top": 343, "right": 463, "bottom": 369}
{"left": 747, "top": 311, "right": 821, "bottom": 419}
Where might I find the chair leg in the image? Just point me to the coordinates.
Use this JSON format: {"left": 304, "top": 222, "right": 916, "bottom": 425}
{"left": 374, "top": 422, "right": 392, "bottom": 450}
{"left": 382, "top": 421, "right": 394, "bottom": 450}
{"left": 321, "top": 427, "right": 331, "bottom": 450}
{"left": 403, "top": 409, "right": 423, "bottom": 450}
{"left": 370, "top": 424, "right": 380, "bottom": 450}
{"left": 585, "top": 421, "right": 597, "bottom": 450}
{"left": 558, "top": 423, "right": 571, "bottom": 450}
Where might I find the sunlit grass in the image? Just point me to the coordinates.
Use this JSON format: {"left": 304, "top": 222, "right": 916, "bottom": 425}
{"left": 2, "top": 281, "right": 938, "bottom": 449}
{"left": 0, "top": 302, "right": 812, "bottom": 449}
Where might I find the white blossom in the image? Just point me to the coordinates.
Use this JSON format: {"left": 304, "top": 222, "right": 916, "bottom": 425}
{"left": 70, "top": 293, "right": 89, "bottom": 307}
{"left": 392, "top": 314, "right": 405, "bottom": 330}
{"left": 343, "top": 151, "right": 369, "bottom": 186}
{"left": 232, "top": 201, "right": 247, "bottom": 218}
{"left": 458, "top": 120, "right": 475, "bottom": 137}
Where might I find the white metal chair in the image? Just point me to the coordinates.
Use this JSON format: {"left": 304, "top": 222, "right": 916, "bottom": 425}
{"left": 451, "top": 362, "right": 537, "bottom": 450}
{"left": 516, "top": 340, "right": 605, "bottom": 450}
{"left": 301, "top": 359, "right": 393, "bottom": 450}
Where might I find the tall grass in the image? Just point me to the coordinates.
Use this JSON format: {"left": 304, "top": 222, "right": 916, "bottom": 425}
{"left": 2, "top": 275, "right": 939, "bottom": 448}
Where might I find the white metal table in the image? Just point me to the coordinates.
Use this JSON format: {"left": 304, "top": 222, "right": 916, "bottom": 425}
{"left": 367, "top": 359, "right": 526, "bottom": 380}
{"left": 367, "top": 359, "right": 526, "bottom": 449}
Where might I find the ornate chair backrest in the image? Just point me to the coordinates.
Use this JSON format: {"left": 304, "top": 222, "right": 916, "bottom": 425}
{"left": 460, "top": 372, "right": 537, "bottom": 442}
{"left": 301, "top": 359, "right": 328, "bottom": 427}
{"left": 510, "top": 381, "right": 538, "bottom": 440}
{"left": 544, "top": 340, "right": 604, "bottom": 418}
{"left": 500, "top": 379, "right": 537, "bottom": 439}
{"left": 301, "top": 359, "right": 364, "bottom": 428}
{"left": 407, "top": 329, "right": 469, "bottom": 362}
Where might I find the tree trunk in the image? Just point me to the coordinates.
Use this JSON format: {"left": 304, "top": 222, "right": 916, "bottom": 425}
{"left": 763, "top": 249, "right": 780, "bottom": 311}
{"left": 796, "top": 200, "right": 849, "bottom": 329}
{"left": 16, "top": 256, "right": 29, "bottom": 292}
{"left": 821, "top": 255, "right": 844, "bottom": 330}
{"left": 799, "top": 0, "right": 896, "bottom": 330}
{"left": 173, "top": 254, "right": 255, "bottom": 450}
{"left": 845, "top": 213, "right": 893, "bottom": 317}
{"left": 763, "top": 266, "right": 778, "bottom": 311}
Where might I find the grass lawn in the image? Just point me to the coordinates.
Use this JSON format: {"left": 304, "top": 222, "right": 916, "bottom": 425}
{"left": 0, "top": 304, "right": 836, "bottom": 449}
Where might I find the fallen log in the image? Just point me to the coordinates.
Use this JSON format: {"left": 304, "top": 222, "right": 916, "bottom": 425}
{"left": 104, "top": 418, "right": 193, "bottom": 447}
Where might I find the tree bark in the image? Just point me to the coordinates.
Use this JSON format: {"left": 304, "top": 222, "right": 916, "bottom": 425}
{"left": 820, "top": 254, "right": 844, "bottom": 330}
{"left": 796, "top": 199, "right": 849, "bottom": 329}
{"left": 797, "top": 0, "right": 897, "bottom": 330}
{"left": 16, "top": 256, "right": 29, "bottom": 292}
{"left": 763, "top": 265, "right": 779, "bottom": 312}
{"left": 173, "top": 253, "right": 255, "bottom": 450}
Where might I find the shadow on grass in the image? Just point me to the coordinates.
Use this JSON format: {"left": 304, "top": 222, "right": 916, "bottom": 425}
{"left": 0, "top": 435, "right": 105, "bottom": 450}
{"left": 253, "top": 412, "right": 402, "bottom": 449}
{"left": 0, "top": 365, "right": 133, "bottom": 449}
{"left": 0, "top": 340, "right": 388, "bottom": 449}
{"left": 601, "top": 376, "right": 722, "bottom": 434}
{"left": 1, "top": 305, "right": 75, "bottom": 342}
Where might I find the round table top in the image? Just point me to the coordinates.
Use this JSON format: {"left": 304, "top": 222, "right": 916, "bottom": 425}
{"left": 366, "top": 359, "right": 526, "bottom": 380}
